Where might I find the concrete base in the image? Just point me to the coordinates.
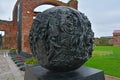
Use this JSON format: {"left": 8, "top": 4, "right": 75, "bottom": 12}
{"left": 24, "top": 65, "right": 105, "bottom": 80}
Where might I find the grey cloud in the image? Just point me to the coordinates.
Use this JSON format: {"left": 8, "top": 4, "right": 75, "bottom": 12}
{"left": 0, "top": 0, "right": 120, "bottom": 37}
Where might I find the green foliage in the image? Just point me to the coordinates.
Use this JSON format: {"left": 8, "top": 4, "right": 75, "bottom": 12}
{"left": 94, "top": 37, "right": 113, "bottom": 46}
{"left": 25, "top": 57, "right": 38, "bottom": 64}
{"left": 99, "top": 37, "right": 109, "bottom": 45}
{"left": 9, "top": 48, "right": 16, "bottom": 54}
{"left": 84, "top": 46, "right": 120, "bottom": 78}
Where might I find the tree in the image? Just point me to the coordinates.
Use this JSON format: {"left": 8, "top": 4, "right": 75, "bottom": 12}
{"left": 99, "top": 37, "right": 109, "bottom": 46}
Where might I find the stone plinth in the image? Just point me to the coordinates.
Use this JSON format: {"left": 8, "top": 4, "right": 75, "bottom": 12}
{"left": 24, "top": 65, "right": 105, "bottom": 80}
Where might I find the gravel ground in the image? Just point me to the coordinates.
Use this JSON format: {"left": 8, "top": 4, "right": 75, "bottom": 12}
{"left": 0, "top": 54, "right": 24, "bottom": 80}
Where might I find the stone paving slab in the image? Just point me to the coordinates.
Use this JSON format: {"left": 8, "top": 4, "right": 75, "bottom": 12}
{"left": 0, "top": 55, "right": 24, "bottom": 80}
{"left": 105, "top": 75, "right": 120, "bottom": 80}
{"left": 0, "top": 53, "right": 120, "bottom": 80}
{"left": 0, "top": 74, "right": 14, "bottom": 80}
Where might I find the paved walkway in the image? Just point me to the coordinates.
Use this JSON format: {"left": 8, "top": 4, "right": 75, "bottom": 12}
{"left": 0, "top": 52, "right": 120, "bottom": 80}
{"left": 105, "top": 75, "right": 120, "bottom": 80}
{"left": 0, "top": 54, "right": 24, "bottom": 80}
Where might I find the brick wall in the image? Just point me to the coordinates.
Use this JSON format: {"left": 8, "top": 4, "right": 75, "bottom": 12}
{"left": 0, "top": 0, "right": 78, "bottom": 53}
{"left": 113, "top": 31, "right": 120, "bottom": 46}
{"left": 12, "top": 0, "right": 78, "bottom": 53}
{"left": 0, "top": 20, "right": 17, "bottom": 49}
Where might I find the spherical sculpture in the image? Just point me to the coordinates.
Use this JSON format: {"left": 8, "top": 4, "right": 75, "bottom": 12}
{"left": 29, "top": 6, "right": 94, "bottom": 72}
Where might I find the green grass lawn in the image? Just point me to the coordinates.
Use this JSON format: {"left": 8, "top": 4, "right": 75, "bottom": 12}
{"left": 84, "top": 46, "right": 120, "bottom": 78}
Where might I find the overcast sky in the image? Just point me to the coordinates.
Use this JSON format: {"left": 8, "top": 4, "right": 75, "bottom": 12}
{"left": 0, "top": 0, "right": 120, "bottom": 37}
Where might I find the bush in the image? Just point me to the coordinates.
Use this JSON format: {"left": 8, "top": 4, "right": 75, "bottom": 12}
{"left": 25, "top": 57, "right": 38, "bottom": 64}
{"left": 9, "top": 48, "right": 16, "bottom": 55}
{"left": 94, "top": 37, "right": 113, "bottom": 46}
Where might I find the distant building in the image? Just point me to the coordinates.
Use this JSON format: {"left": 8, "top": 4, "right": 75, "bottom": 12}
{"left": 113, "top": 30, "right": 120, "bottom": 46}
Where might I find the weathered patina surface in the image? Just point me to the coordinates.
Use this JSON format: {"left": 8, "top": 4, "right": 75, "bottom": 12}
{"left": 29, "top": 6, "right": 94, "bottom": 72}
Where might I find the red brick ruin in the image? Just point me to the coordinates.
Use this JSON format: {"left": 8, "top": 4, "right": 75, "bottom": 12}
{"left": 113, "top": 30, "right": 120, "bottom": 46}
{"left": 0, "top": 20, "right": 17, "bottom": 49}
{"left": 0, "top": 0, "right": 78, "bottom": 53}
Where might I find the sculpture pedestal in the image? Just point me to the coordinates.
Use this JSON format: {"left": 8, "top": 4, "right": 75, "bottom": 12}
{"left": 24, "top": 65, "right": 105, "bottom": 80}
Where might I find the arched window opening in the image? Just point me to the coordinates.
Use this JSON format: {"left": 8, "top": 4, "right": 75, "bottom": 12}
{"left": 58, "top": 0, "right": 69, "bottom": 3}
{"left": 0, "top": 31, "right": 5, "bottom": 48}
{"left": 0, "top": 31, "right": 5, "bottom": 37}
{"left": 33, "top": 5, "right": 54, "bottom": 19}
